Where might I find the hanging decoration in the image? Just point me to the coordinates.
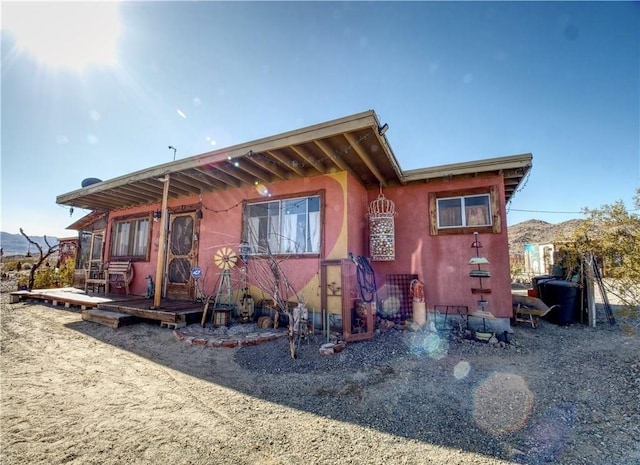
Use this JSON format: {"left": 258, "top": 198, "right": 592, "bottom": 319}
{"left": 367, "top": 186, "right": 397, "bottom": 261}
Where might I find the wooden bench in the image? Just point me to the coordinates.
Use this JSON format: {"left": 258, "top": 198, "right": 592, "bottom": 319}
{"left": 106, "top": 261, "right": 134, "bottom": 295}
{"left": 85, "top": 261, "right": 134, "bottom": 295}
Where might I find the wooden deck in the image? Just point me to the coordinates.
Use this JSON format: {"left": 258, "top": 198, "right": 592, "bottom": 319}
{"left": 9, "top": 287, "right": 114, "bottom": 308}
{"left": 9, "top": 287, "right": 204, "bottom": 326}
{"left": 97, "top": 298, "right": 204, "bottom": 324}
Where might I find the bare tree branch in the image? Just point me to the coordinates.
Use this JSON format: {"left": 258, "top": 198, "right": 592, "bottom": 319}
{"left": 19, "top": 228, "right": 59, "bottom": 290}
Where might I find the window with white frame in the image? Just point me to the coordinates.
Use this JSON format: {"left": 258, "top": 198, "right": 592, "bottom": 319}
{"left": 244, "top": 195, "right": 321, "bottom": 255}
{"left": 437, "top": 194, "right": 492, "bottom": 229}
{"left": 110, "top": 216, "right": 150, "bottom": 259}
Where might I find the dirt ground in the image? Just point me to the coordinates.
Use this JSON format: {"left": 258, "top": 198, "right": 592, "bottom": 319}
{"left": 1, "top": 290, "right": 639, "bottom": 465}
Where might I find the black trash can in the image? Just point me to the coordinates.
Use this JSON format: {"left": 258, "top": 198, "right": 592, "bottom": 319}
{"left": 532, "top": 275, "right": 555, "bottom": 295}
{"left": 538, "top": 279, "right": 580, "bottom": 325}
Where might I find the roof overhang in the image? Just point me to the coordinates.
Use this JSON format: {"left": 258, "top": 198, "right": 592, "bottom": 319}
{"left": 57, "top": 110, "right": 403, "bottom": 212}
{"left": 66, "top": 211, "right": 108, "bottom": 231}
{"left": 56, "top": 110, "right": 532, "bottom": 212}
{"left": 402, "top": 153, "right": 533, "bottom": 202}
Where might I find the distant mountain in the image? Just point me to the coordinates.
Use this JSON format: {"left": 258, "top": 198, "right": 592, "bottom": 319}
{"left": 0, "top": 232, "right": 59, "bottom": 257}
{"left": 508, "top": 219, "right": 585, "bottom": 255}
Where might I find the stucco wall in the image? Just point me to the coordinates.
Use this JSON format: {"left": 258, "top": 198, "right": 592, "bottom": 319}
{"left": 102, "top": 170, "right": 513, "bottom": 322}
{"left": 364, "top": 175, "right": 513, "bottom": 320}
{"left": 104, "top": 173, "right": 349, "bottom": 315}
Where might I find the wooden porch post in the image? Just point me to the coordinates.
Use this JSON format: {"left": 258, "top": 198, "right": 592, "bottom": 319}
{"left": 153, "top": 174, "right": 170, "bottom": 309}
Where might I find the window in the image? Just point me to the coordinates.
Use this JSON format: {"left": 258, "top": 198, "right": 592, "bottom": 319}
{"left": 429, "top": 186, "right": 502, "bottom": 235}
{"left": 110, "top": 216, "right": 150, "bottom": 259}
{"left": 437, "top": 194, "right": 491, "bottom": 228}
{"left": 244, "top": 195, "right": 321, "bottom": 255}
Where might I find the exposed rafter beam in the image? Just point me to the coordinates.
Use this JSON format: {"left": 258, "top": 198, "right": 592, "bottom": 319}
{"left": 85, "top": 192, "right": 143, "bottom": 209}
{"left": 164, "top": 176, "right": 201, "bottom": 196}
{"left": 136, "top": 179, "right": 189, "bottom": 198}
{"left": 113, "top": 184, "right": 160, "bottom": 203}
{"left": 175, "top": 170, "right": 225, "bottom": 192}
{"left": 314, "top": 139, "right": 352, "bottom": 173}
{"left": 344, "top": 132, "right": 387, "bottom": 187}
{"left": 232, "top": 158, "right": 273, "bottom": 184}
{"left": 289, "top": 145, "right": 325, "bottom": 175}
{"left": 314, "top": 140, "right": 360, "bottom": 179}
{"left": 216, "top": 163, "right": 255, "bottom": 185}
{"left": 267, "top": 150, "right": 305, "bottom": 177}
{"left": 246, "top": 154, "right": 289, "bottom": 181}
{"left": 73, "top": 195, "right": 123, "bottom": 210}
{"left": 193, "top": 167, "right": 242, "bottom": 188}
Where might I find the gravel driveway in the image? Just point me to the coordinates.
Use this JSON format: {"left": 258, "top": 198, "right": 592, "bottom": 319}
{"left": 1, "top": 288, "right": 638, "bottom": 465}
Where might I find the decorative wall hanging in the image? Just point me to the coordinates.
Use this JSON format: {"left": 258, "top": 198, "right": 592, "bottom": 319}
{"left": 368, "top": 187, "right": 397, "bottom": 261}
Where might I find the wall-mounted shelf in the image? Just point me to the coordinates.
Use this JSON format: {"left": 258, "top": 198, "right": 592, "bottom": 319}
{"left": 469, "top": 231, "right": 495, "bottom": 331}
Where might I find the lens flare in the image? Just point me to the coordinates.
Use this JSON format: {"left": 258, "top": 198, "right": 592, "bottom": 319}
{"left": 381, "top": 296, "right": 400, "bottom": 317}
{"left": 453, "top": 361, "right": 471, "bottom": 379}
{"left": 517, "top": 403, "right": 576, "bottom": 462}
{"left": 255, "top": 184, "right": 269, "bottom": 196}
{"left": 403, "top": 330, "right": 449, "bottom": 360}
{"left": 472, "top": 372, "right": 534, "bottom": 436}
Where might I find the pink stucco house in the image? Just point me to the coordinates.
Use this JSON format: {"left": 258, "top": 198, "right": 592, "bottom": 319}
{"left": 57, "top": 110, "right": 531, "bottom": 332}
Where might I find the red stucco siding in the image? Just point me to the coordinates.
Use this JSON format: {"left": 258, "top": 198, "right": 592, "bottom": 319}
{"left": 102, "top": 170, "right": 513, "bottom": 320}
{"left": 360, "top": 175, "right": 512, "bottom": 319}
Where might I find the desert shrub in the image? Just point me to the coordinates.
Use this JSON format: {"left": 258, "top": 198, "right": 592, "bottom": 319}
{"left": 1, "top": 260, "right": 21, "bottom": 272}
{"left": 17, "top": 273, "right": 29, "bottom": 289}
{"left": 31, "top": 258, "right": 74, "bottom": 289}
{"left": 510, "top": 261, "right": 525, "bottom": 283}
{"left": 57, "top": 257, "right": 75, "bottom": 287}
{"left": 570, "top": 188, "right": 640, "bottom": 310}
{"left": 33, "top": 267, "right": 56, "bottom": 289}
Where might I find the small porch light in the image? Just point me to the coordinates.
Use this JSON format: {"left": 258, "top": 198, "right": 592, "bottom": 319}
{"left": 378, "top": 123, "right": 389, "bottom": 136}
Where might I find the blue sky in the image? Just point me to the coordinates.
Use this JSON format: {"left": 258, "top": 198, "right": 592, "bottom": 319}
{"left": 2, "top": 1, "right": 638, "bottom": 238}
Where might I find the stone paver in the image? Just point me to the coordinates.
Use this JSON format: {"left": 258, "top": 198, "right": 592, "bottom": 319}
{"left": 173, "top": 324, "right": 288, "bottom": 348}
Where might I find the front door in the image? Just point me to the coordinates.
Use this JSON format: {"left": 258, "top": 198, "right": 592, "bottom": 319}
{"left": 87, "top": 231, "right": 105, "bottom": 272}
{"left": 165, "top": 212, "right": 198, "bottom": 300}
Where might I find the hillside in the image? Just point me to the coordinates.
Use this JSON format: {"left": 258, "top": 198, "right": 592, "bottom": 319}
{"left": 0, "top": 232, "right": 59, "bottom": 257}
{"left": 508, "top": 219, "right": 584, "bottom": 255}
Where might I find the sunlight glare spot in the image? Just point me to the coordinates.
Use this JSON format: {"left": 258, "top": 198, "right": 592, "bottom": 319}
{"left": 3, "top": 2, "right": 121, "bottom": 71}
{"left": 89, "top": 110, "right": 101, "bottom": 122}
{"left": 176, "top": 109, "right": 187, "bottom": 119}
{"left": 402, "top": 330, "right": 449, "bottom": 360}
{"left": 473, "top": 372, "right": 534, "bottom": 436}
{"left": 255, "top": 184, "right": 270, "bottom": 196}
{"left": 453, "top": 361, "right": 471, "bottom": 379}
{"left": 56, "top": 135, "right": 69, "bottom": 145}
{"left": 86, "top": 134, "right": 98, "bottom": 145}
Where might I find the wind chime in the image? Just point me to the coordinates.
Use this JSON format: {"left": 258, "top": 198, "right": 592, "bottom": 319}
{"left": 368, "top": 186, "right": 397, "bottom": 261}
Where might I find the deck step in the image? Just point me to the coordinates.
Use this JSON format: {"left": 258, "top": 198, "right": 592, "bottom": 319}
{"left": 82, "top": 309, "right": 139, "bottom": 328}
